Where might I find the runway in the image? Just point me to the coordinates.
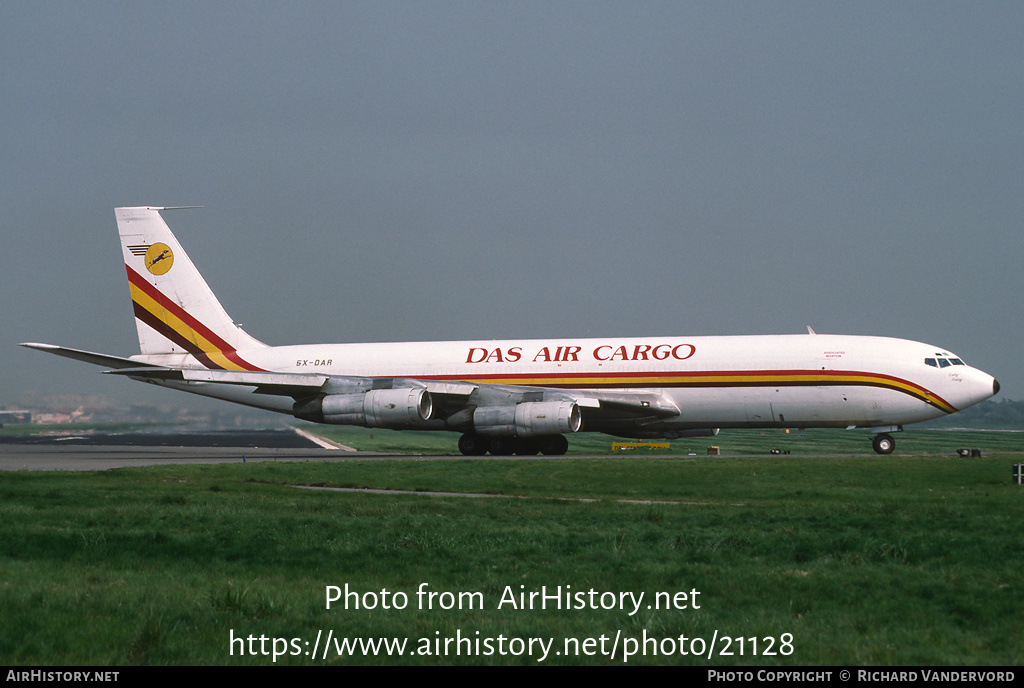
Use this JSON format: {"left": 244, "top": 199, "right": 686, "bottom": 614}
{"left": 0, "top": 428, "right": 628, "bottom": 471}
{"left": 0, "top": 429, "right": 375, "bottom": 471}
{"left": 0, "top": 427, "right": 887, "bottom": 471}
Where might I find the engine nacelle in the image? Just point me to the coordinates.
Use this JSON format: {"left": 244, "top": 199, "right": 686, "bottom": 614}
{"left": 294, "top": 388, "right": 432, "bottom": 428}
{"left": 473, "top": 401, "right": 582, "bottom": 437}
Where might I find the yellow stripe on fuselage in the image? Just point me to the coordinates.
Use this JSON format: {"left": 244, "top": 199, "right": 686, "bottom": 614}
{"left": 451, "top": 370, "right": 957, "bottom": 413}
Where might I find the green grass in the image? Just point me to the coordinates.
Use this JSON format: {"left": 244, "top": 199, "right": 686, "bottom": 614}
{"left": 1, "top": 433, "right": 1022, "bottom": 665}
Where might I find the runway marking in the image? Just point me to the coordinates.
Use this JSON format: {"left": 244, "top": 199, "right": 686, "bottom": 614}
{"left": 291, "top": 426, "right": 355, "bottom": 451}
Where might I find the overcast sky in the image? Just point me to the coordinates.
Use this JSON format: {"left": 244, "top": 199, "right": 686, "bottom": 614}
{"left": 3, "top": 1, "right": 1022, "bottom": 411}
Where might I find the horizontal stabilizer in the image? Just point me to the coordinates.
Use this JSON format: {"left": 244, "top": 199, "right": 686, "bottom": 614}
{"left": 19, "top": 343, "right": 162, "bottom": 370}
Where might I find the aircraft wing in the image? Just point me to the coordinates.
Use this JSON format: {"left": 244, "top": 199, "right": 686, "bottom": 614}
{"left": 102, "top": 364, "right": 678, "bottom": 425}
{"left": 24, "top": 342, "right": 683, "bottom": 432}
{"left": 100, "top": 365, "right": 478, "bottom": 398}
{"left": 103, "top": 366, "right": 333, "bottom": 396}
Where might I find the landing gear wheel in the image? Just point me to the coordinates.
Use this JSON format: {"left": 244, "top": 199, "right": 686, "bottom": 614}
{"left": 872, "top": 433, "right": 895, "bottom": 455}
{"left": 514, "top": 438, "right": 541, "bottom": 455}
{"left": 488, "top": 437, "right": 516, "bottom": 456}
{"left": 539, "top": 435, "right": 569, "bottom": 456}
{"left": 458, "top": 434, "right": 489, "bottom": 456}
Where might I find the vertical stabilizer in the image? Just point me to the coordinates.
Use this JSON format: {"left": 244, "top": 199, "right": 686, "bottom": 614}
{"left": 116, "top": 206, "right": 267, "bottom": 369}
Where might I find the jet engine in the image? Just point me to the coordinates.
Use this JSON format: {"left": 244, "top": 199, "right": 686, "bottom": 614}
{"left": 293, "top": 388, "right": 432, "bottom": 428}
{"left": 471, "top": 401, "right": 582, "bottom": 437}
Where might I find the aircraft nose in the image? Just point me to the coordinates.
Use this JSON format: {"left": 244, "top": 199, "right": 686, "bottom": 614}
{"left": 962, "top": 368, "right": 999, "bottom": 410}
{"left": 944, "top": 367, "right": 999, "bottom": 413}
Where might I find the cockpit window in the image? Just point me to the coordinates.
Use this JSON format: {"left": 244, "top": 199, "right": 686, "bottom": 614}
{"left": 926, "top": 355, "right": 966, "bottom": 368}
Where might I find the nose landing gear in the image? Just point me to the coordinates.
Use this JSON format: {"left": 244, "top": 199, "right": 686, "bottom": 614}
{"left": 872, "top": 433, "right": 895, "bottom": 455}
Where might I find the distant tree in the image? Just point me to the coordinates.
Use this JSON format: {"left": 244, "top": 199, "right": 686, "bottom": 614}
{"left": 921, "top": 399, "right": 1024, "bottom": 429}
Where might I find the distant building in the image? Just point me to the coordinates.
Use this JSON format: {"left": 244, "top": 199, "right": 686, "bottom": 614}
{"left": 32, "top": 407, "right": 94, "bottom": 424}
{"left": 0, "top": 410, "right": 32, "bottom": 424}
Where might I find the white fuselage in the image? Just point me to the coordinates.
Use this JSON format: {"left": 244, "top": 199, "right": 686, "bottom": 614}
{"left": 135, "top": 333, "right": 997, "bottom": 431}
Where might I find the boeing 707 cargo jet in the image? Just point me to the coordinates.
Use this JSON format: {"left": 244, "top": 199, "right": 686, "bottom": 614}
{"left": 22, "top": 207, "right": 999, "bottom": 455}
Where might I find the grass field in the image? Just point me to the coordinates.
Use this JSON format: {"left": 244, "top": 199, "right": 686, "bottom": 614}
{"left": 306, "top": 423, "right": 1024, "bottom": 457}
{"left": 0, "top": 427, "right": 1022, "bottom": 665}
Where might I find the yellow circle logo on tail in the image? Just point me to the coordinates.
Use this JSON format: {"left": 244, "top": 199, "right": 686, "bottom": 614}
{"left": 145, "top": 243, "right": 174, "bottom": 275}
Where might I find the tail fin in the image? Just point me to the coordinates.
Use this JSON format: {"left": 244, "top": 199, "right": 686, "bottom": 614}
{"left": 116, "top": 206, "right": 267, "bottom": 370}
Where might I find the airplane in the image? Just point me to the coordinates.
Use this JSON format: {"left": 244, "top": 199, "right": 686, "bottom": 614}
{"left": 22, "top": 206, "right": 999, "bottom": 456}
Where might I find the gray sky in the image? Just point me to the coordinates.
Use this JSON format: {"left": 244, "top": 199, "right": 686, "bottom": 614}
{"left": 3, "top": 1, "right": 1022, "bottom": 410}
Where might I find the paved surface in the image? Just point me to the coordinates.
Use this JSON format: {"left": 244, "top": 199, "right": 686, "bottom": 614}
{"left": 0, "top": 429, "right": 584, "bottom": 471}
{"left": 0, "top": 428, "right": 745, "bottom": 472}
{"left": 0, "top": 429, "right": 366, "bottom": 471}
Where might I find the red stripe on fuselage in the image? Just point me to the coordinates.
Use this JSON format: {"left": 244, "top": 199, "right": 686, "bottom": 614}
{"left": 411, "top": 368, "right": 957, "bottom": 412}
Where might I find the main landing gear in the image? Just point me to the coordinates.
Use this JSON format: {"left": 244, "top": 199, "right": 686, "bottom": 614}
{"left": 872, "top": 433, "right": 896, "bottom": 455}
{"left": 458, "top": 434, "right": 569, "bottom": 456}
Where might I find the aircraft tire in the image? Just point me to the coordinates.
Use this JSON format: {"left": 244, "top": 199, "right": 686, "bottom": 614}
{"left": 514, "top": 438, "right": 541, "bottom": 455}
{"left": 539, "top": 435, "right": 569, "bottom": 456}
{"left": 488, "top": 437, "right": 516, "bottom": 456}
{"left": 458, "top": 434, "right": 489, "bottom": 456}
{"left": 872, "top": 433, "right": 895, "bottom": 455}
